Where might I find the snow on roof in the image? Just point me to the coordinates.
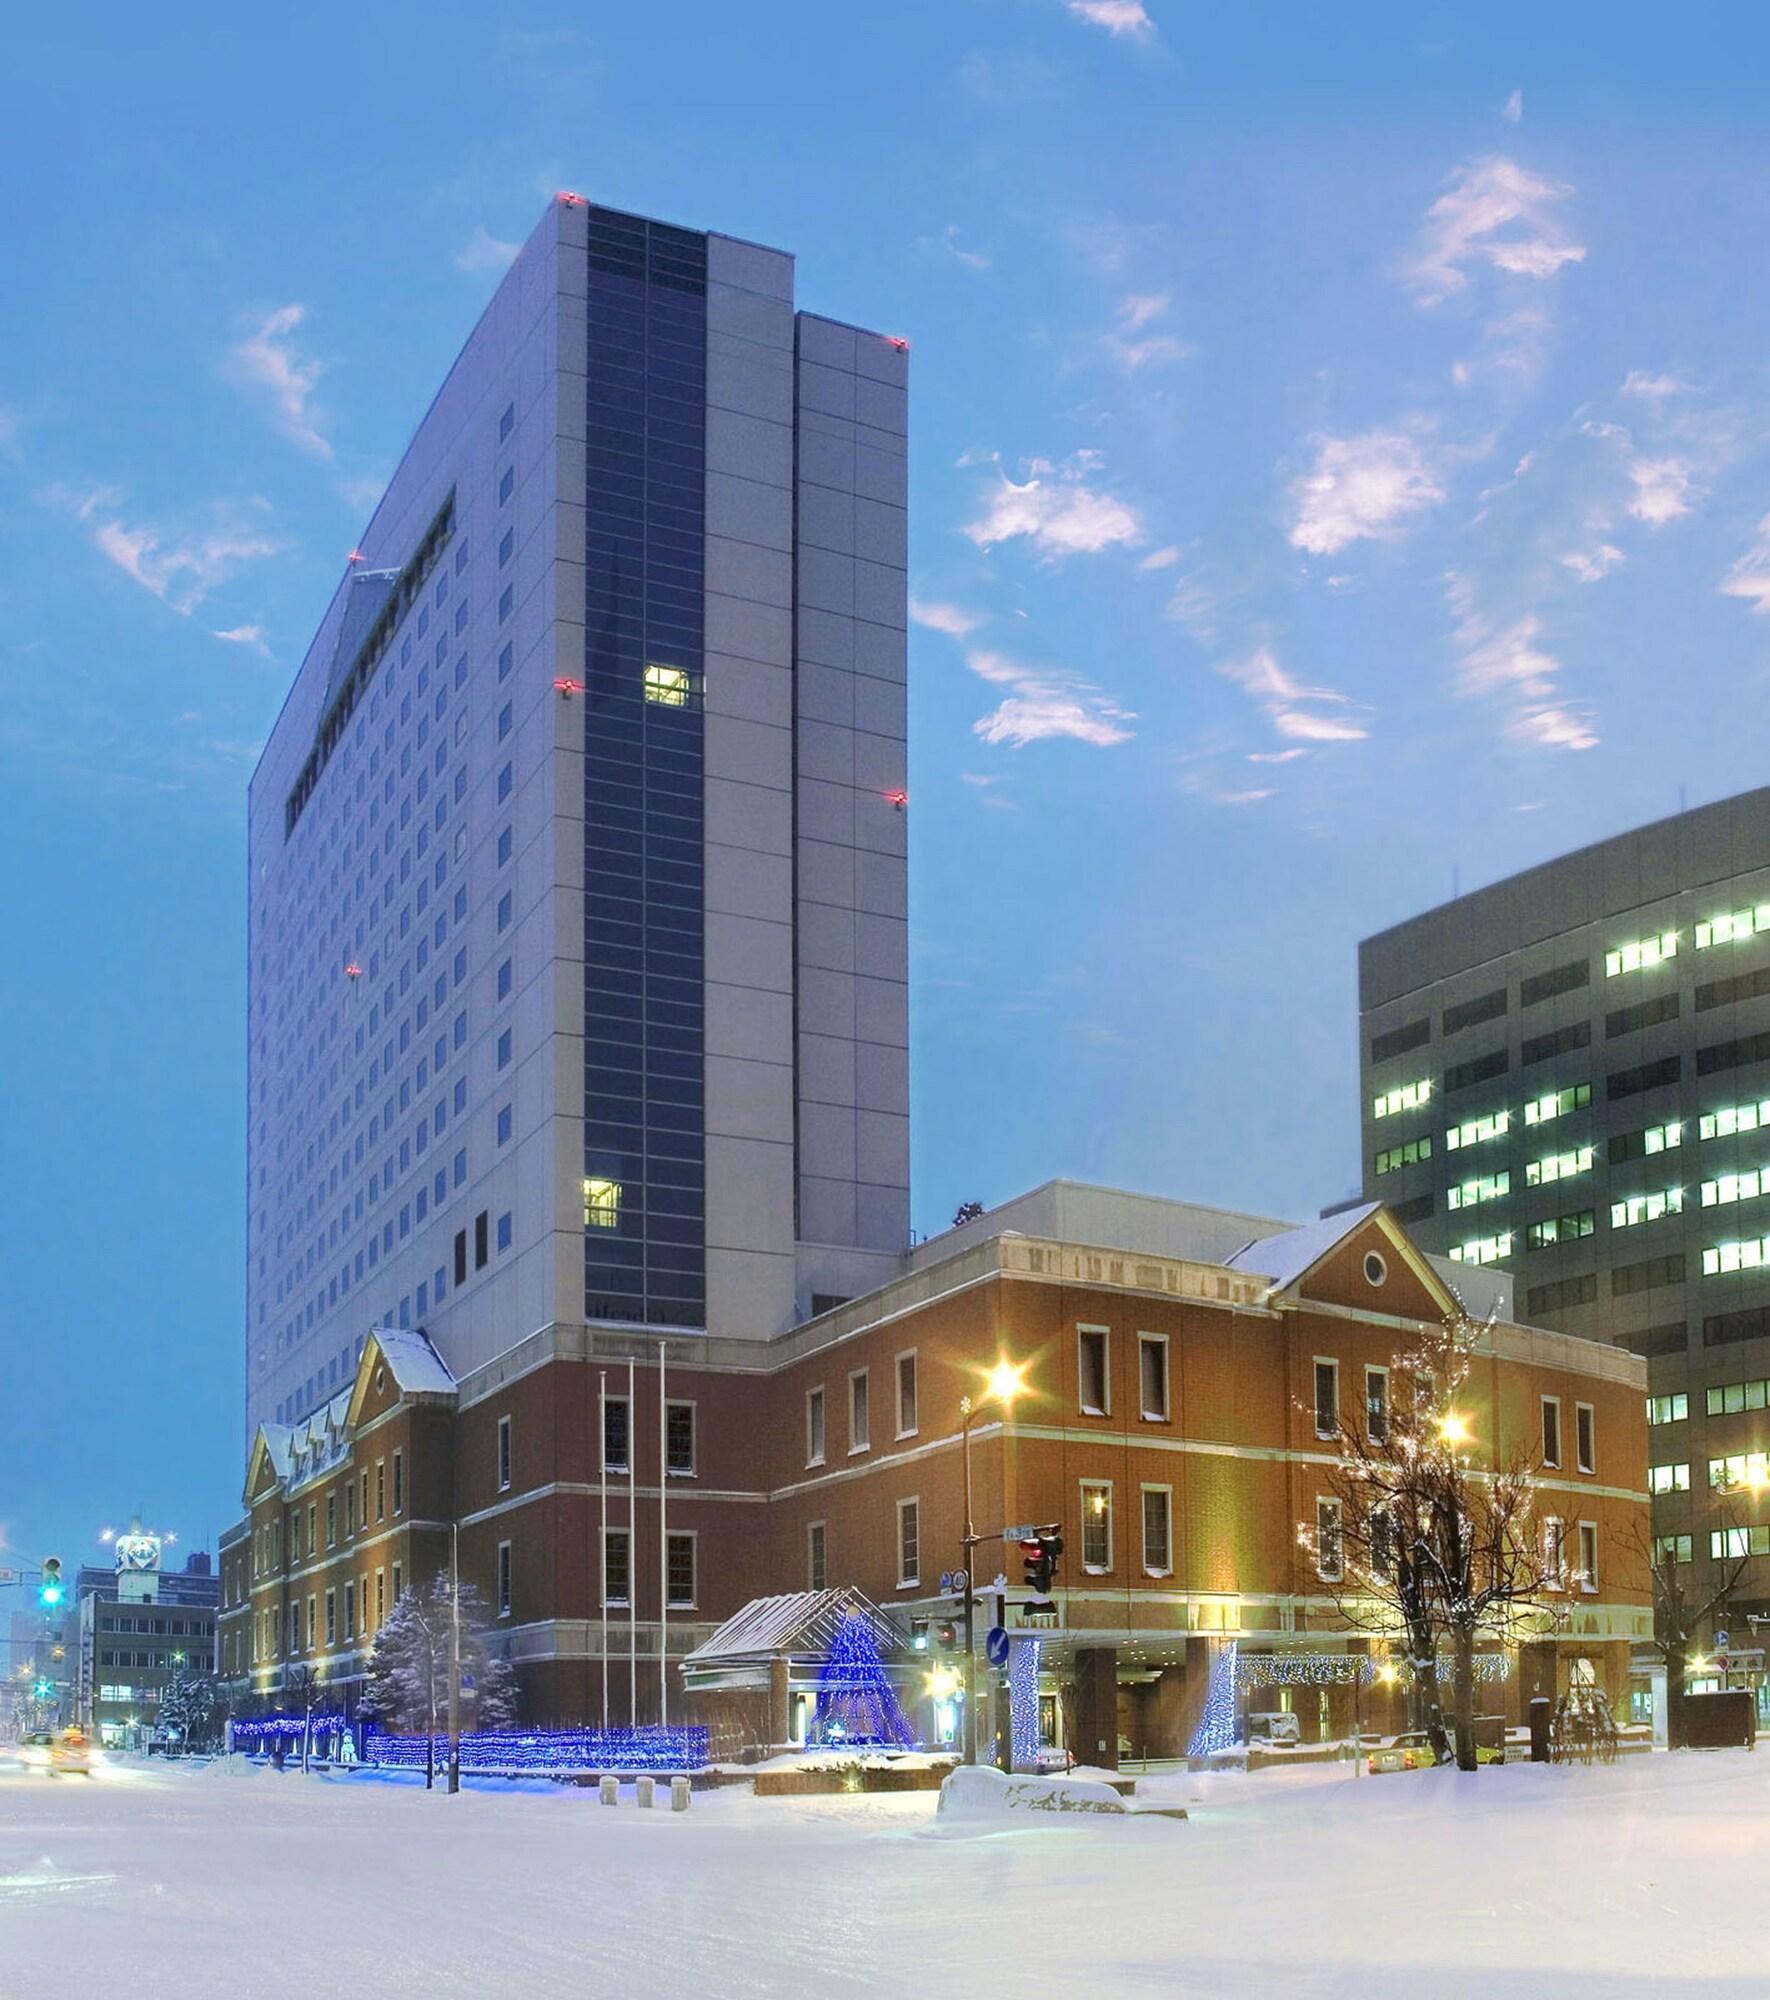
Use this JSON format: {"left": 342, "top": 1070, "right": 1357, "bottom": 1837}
{"left": 256, "top": 1424, "right": 296, "bottom": 1482}
{"left": 1225, "top": 1203, "right": 1383, "bottom": 1292}
{"left": 682, "top": 1590, "right": 899, "bottom": 1670}
{"left": 369, "top": 1326, "right": 456, "bottom": 1398}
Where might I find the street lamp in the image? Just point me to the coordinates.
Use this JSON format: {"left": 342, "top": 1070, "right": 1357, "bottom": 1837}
{"left": 959, "top": 1357, "right": 1027, "bottom": 1767}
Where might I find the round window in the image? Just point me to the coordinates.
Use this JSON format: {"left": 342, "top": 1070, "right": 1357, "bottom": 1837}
{"left": 375, "top": 1366, "right": 386, "bottom": 1395}
{"left": 1363, "top": 1251, "right": 1388, "bottom": 1288}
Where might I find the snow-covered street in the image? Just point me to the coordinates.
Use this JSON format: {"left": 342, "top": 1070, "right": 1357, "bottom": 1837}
{"left": 1, "top": 1751, "right": 1764, "bottom": 1997}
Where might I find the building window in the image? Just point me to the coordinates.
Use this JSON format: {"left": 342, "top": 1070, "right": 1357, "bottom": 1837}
{"left": 1524, "top": 1083, "right": 1592, "bottom": 1125}
{"left": 1375, "top": 1135, "right": 1433, "bottom": 1174}
{"left": 1701, "top": 1099, "right": 1770, "bottom": 1141}
{"left": 584, "top": 1177, "right": 621, "bottom": 1228}
{"left": 1706, "top": 1379, "right": 1767, "bottom": 1415}
{"left": 1078, "top": 1326, "right": 1110, "bottom": 1415}
{"left": 1544, "top": 1516, "right": 1565, "bottom": 1587}
{"left": 1313, "top": 1359, "right": 1339, "bottom": 1438}
{"left": 497, "top": 1414, "right": 513, "bottom": 1492}
{"left": 375, "top": 1569, "right": 386, "bottom": 1624}
{"left": 1648, "top": 1463, "right": 1689, "bottom": 1494}
{"left": 497, "top": 1541, "right": 512, "bottom": 1617}
{"left": 375, "top": 1460, "right": 385, "bottom": 1521}
{"left": 497, "top": 1211, "right": 512, "bottom": 1252}
{"left": 1448, "top": 1232, "right": 1512, "bottom": 1266}
{"left": 1656, "top": 1533, "right": 1693, "bottom": 1565}
{"left": 1649, "top": 1391, "right": 1691, "bottom": 1424}
{"left": 604, "top": 1530, "right": 630, "bottom": 1607}
{"left": 806, "top": 1386, "right": 826, "bottom": 1467}
{"left": 849, "top": 1370, "right": 870, "bottom": 1453}
{"left": 808, "top": 1521, "right": 827, "bottom": 1592}
{"left": 666, "top": 1533, "right": 696, "bottom": 1609}
{"left": 1613, "top": 1187, "right": 1684, "bottom": 1227}
{"left": 1443, "top": 1111, "right": 1508, "bottom": 1151}
{"left": 1527, "top": 1147, "right": 1594, "bottom": 1187}
{"left": 1576, "top": 1522, "right": 1599, "bottom": 1591}
{"left": 897, "top": 1498, "right": 920, "bottom": 1587}
{"left": 1709, "top": 1452, "right": 1769, "bottom": 1491}
{"left": 644, "top": 663, "right": 692, "bottom": 706}
{"left": 1575, "top": 1402, "right": 1595, "bottom": 1475}
{"left": 604, "top": 1395, "right": 630, "bottom": 1472}
{"left": 288, "top": 1603, "right": 300, "bottom": 1654}
{"left": 1605, "top": 930, "right": 1677, "bottom": 977}
{"left": 1315, "top": 1497, "right": 1343, "bottom": 1582}
{"left": 1541, "top": 1397, "right": 1562, "bottom": 1468}
{"left": 392, "top": 1563, "right": 402, "bottom": 1602}
{"left": 496, "top": 1029, "right": 512, "bottom": 1070}
{"left": 392, "top": 1451, "right": 404, "bottom": 1515}
{"left": 1702, "top": 1238, "right": 1770, "bottom": 1276}
{"left": 1447, "top": 1171, "right": 1509, "bottom": 1210}
{"left": 475, "top": 1210, "right": 489, "bottom": 1268}
{"left": 1701, "top": 1168, "right": 1769, "bottom": 1208}
{"left": 326, "top": 1495, "right": 337, "bottom": 1547}
{"left": 1141, "top": 1487, "right": 1172, "bottom": 1576}
{"left": 666, "top": 1401, "right": 695, "bottom": 1477}
{"left": 896, "top": 1352, "right": 918, "bottom": 1437}
{"left": 1138, "top": 1334, "right": 1170, "bottom": 1422}
{"left": 1080, "top": 1481, "right": 1113, "bottom": 1573}
{"left": 344, "top": 1581, "right": 356, "bottom": 1641}
{"left": 498, "top": 1104, "right": 512, "bottom": 1144}
{"left": 1696, "top": 904, "right": 1770, "bottom": 949}
{"left": 306, "top": 1597, "right": 315, "bottom": 1648}
{"left": 1365, "top": 1366, "right": 1390, "bottom": 1444}
{"left": 1372, "top": 1079, "right": 1432, "bottom": 1119}
{"left": 325, "top": 1591, "right": 336, "bottom": 1646}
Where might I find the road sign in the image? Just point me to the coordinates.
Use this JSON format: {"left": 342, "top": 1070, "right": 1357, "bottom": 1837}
{"left": 0, "top": 1569, "right": 17, "bottom": 1586}
{"left": 1002, "top": 1525, "right": 1036, "bottom": 1543}
{"left": 1716, "top": 1628, "right": 1731, "bottom": 1650}
{"left": 985, "top": 1626, "right": 1009, "bottom": 1669}
{"left": 1715, "top": 1655, "right": 1730, "bottom": 1673}
{"left": 948, "top": 1568, "right": 969, "bottom": 1596}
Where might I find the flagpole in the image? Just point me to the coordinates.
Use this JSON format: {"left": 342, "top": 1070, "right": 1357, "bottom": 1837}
{"left": 659, "top": 1337, "right": 668, "bottom": 1730}
{"left": 599, "top": 1368, "right": 609, "bottom": 1734}
{"left": 628, "top": 1354, "right": 637, "bottom": 1728}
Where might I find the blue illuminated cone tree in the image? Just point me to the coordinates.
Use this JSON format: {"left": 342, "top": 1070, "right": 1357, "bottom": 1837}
{"left": 812, "top": 1612, "right": 915, "bottom": 1747}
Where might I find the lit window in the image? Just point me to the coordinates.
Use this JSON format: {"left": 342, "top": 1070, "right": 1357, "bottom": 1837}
{"left": 644, "top": 663, "right": 692, "bottom": 707}
{"left": 1647, "top": 1392, "right": 1688, "bottom": 1424}
{"left": 1655, "top": 1534, "right": 1692, "bottom": 1564}
{"left": 1604, "top": 930, "right": 1677, "bottom": 977}
{"left": 1372, "top": 1079, "right": 1432, "bottom": 1120}
{"left": 1447, "top": 1171, "right": 1508, "bottom": 1210}
{"left": 1448, "top": 1231, "right": 1512, "bottom": 1265}
{"left": 1647, "top": 1462, "right": 1689, "bottom": 1494}
{"left": 1374, "top": 1136, "right": 1432, "bottom": 1175}
{"left": 1703, "top": 1237, "right": 1770, "bottom": 1275}
{"left": 1709, "top": 1452, "right": 1770, "bottom": 1491}
{"left": 1526, "top": 1147, "right": 1594, "bottom": 1187}
{"left": 1644, "top": 1120, "right": 1684, "bottom": 1154}
{"left": 1527, "top": 1211, "right": 1594, "bottom": 1249}
{"left": 1695, "top": 904, "right": 1770, "bottom": 949}
{"left": 1700, "top": 1099, "right": 1770, "bottom": 1141}
{"left": 1444, "top": 1111, "right": 1508, "bottom": 1151}
{"left": 1524, "top": 1083, "right": 1592, "bottom": 1124}
{"left": 1612, "top": 1186, "right": 1684, "bottom": 1228}
{"left": 583, "top": 1177, "right": 620, "bottom": 1228}
{"left": 1702, "top": 1168, "right": 1768, "bottom": 1207}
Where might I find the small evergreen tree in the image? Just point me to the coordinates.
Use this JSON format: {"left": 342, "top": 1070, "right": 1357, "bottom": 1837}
{"left": 159, "top": 1669, "right": 218, "bottom": 1753}
{"left": 364, "top": 1572, "right": 516, "bottom": 1791}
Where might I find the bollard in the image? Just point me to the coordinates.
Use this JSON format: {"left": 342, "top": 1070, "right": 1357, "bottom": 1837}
{"left": 670, "top": 1775, "right": 690, "bottom": 1812}
{"left": 635, "top": 1775, "right": 655, "bottom": 1808}
{"left": 599, "top": 1774, "right": 617, "bottom": 1806}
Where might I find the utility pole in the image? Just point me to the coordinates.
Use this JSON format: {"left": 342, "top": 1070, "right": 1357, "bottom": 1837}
{"left": 447, "top": 1522, "right": 462, "bottom": 1795}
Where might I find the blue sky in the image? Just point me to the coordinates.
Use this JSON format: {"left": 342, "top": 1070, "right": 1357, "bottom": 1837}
{"left": 7, "top": 0, "right": 1770, "bottom": 1574}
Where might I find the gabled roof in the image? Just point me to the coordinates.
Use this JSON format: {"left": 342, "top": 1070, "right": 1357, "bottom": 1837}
{"left": 344, "top": 1326, "right": 456, "bottom": 1431}
{"left": 681, "top": 1590, "right": 900, "bottom": 1673}
{"left": 1226, "top": 1203, "right": 1381, "bottom": 1291}
{"left": 243, "top": 1424, "right": 295, "bottom": 1506}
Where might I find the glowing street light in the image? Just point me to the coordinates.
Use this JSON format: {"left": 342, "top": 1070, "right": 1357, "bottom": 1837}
{"left": 983, "top": 1358, "right": 1027, "bottom": 1406}
{"left": 1436, "top": 1411, "right": 1473, "bottom": 1449}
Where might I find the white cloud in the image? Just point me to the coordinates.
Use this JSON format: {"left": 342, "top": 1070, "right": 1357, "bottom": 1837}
{"left": 1117, "top": 291, "right": 1169, "bottom": 332}
{"left": 1621, "top": 370, "right": 1693, "bottom": 402}
{"left": 1408, "top": 157, "right": 1586, "bottom": 308}
{"left": 1248, "top": 748, "right": 1307, "bottom": 765}
{"left": 454, "top": 225, "right": 522, "bottom": 276}
{"left": 1446, "top": 574, "right": 1595, "bottom": 750}
{"left": 1627, "top": 455, "right": 1695, "bottom": 526}
{"left": 1720, "top": 515, "right": 1770, "bottom": 613}
{"left": 1287, "top": 429, "right": 1444, "bottom": 556}
{"left": 964, "top": 647, "right": 1133, "bottom": 748}
{"left": 1139, "top": 545, "right": 1180, "bottom": 571}
{"left": 49, "top": 485, "right": 285, "bottom": 615}
{"left": 910, "top": 597, "right": 986, "bottom": 637}
{"left": 1178, "top": 768, "right": 1274, "bottom": 808}
{"left": 228, "top": 304, "right": 332, "bottom": 459}
{"left": 1066, "top": 0, "right": 1155, "bottom": 38}
{"left": 1561, "top": 544, "right": 1625, "bottom": 583}
{"left": 966, "top": 462, "right": 1142, "bottom": 559}
{"left": 1101, "top": 292, "right": 1191, "bottom": 370}
{"left": 211, "top": 623, "right": 271, "bottom": 655}
{"left": 915, "top": 224, "right": 989, "bottom": 271}
{"left": 1215, "top": 646, "right": 1369, "bottom": 750}
{"left": 1501, "top": 89, "right": 1523, "bottom": 125}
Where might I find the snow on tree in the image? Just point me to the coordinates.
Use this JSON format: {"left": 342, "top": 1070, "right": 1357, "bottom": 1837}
{"left": 159, "top": 1668, "right": 218, "bottom": 1752}
{"left": 1299, "top": 1306, "right": 1556, "bottom": 1772}
{"left": 364, "top": 1571, "right": 517, "bottom": 1789}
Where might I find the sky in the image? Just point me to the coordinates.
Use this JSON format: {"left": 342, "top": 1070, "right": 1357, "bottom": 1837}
{"left": 7, "top": 0, "right": 1770, "bottom": 1580}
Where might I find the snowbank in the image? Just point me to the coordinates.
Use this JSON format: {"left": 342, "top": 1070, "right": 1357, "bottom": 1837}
{"left": 938, "top": 1764, "right": 1127, "bottom": 1818}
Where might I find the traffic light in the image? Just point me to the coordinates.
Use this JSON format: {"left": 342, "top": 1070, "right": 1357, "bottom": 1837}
{"left": 910, "top": 1618, "right": 930, "bottom": 1652}
{"left": 934, "top": 1619, "right": 958, "bottom": 1650}
{"left": 31, "top": 1679, "right": 53, "bottom": 1702}
{"left": 1020, "top": 1528, "right": 1063, "bottom": 1601}
{"left": 38, "top": 1558, "right": 64, "bottom": 1610}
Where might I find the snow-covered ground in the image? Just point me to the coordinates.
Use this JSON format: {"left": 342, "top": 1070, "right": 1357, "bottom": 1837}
{"left": 0, "top": 1749, "right": 1764, "bottom": 1996}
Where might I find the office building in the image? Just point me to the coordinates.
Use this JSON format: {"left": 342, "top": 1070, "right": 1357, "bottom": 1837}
{"left": 1360, "top": 787, "right": 1770, "bottom": 1640}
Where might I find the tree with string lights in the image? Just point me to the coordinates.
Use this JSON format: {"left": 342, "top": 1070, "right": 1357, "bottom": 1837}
{"left": 364, "top": 1574, "right": 515, "bottom": 1790}
{"left": 1299, "top": 1308, "right": 1556, "bottom": 1772}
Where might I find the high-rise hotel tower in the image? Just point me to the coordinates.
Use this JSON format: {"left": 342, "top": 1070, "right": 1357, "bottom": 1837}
{"left": 247, "top": 199, "right": 910, "bottom": 1440}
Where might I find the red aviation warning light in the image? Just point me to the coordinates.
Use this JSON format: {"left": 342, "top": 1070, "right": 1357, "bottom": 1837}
{"left": 886, "top": 336, "right": 909, "bottom": 351}
{"left": 556, "top": 191, "right": 587, "bottom": 207}
{"left": 345, "top": 963, "right": 362, "bottom": 981}
{"left": 884, "top": 790, "right": 907, "bottom": 812}
{"left": 554, "top": 677, "right": 585, "bottom": 698}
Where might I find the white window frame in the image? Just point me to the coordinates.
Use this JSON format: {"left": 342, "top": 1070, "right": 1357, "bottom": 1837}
{"left": 497, "top": 1413, "right": 512, "bottom": 1492}
{"left": 1080, "top": 1479, "right": 1114, "bottom": 1574}
{"left": 896, "top": 1350, "right": 919, "bottom": 1439}
{"left": 1575, "top": 1400, "right": 1595, "bottom": 1475}
{"left": 897, "top": 1496, "right": 921, "bottom": 1588}
{"left": 496, "top": 1539, "right": 512, "bottom": 1618}
{"left": 806, "top": 1385, "right": 826, "bottom": 1468}
{"left": 1313, "top": 1357, "right": 1340, "bottom": 1440}
{"left": 665, "top": 1528, "right": 697, "bottom": 1611}
{"left": 1140, "top": 1483, "right": 1173, "bottom": 1577}
{"left": 1577, "top": 1520, "right": 1599, "bottom": 1593}
{"left": 848, "top": 1368, "right": 871, "bottom": 1455}
{"left": 1137, "top": 1332, "right": 1170, "bottom": 1422}
{"left": 1541, "top": 1395, "right": 1562, "bottom": 1469}
{"left": 602, "top": 1527, "right": 631, "bottom": 1609}
{"left": 1544, "top": 1515, "right": 1566, "bottom": 1588}
{"left": 603, "top": 1394, "right": 631, "bottom": 1474}
{"left": 1365, "top": 1364, "right": 1390, "bottom": 1445}
{"left": 1315, "top": 1496, "right": 1344, "bottom": 1582}
{"left": 665, "top": 1397, "right": 697, "bottom": 1478}
{"left": 807, "top": 1519, "right": 827, "bottom": 1592}
{"left": 1077, "top": 1324, "right": 1111, "bottom": 1417}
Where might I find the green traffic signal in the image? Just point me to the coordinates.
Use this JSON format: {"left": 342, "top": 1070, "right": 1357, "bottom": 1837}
{"left": 38, "top": 1557, "right": 63, "bottom": 1610}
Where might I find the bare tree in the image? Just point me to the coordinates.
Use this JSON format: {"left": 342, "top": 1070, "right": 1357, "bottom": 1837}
{"left": 283, "top": 1663, "right": 324, "bottom": 1772}
{"left": 1301, "top": 1308, "right": 1556, "bottom": 1771}
{"left": 1627, "top": 1511, "right": 1748, "bottom": 1749}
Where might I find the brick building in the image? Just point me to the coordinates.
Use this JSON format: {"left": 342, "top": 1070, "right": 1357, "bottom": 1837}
{"left": 219, "top": 1188, "right": 1650, "bottom": 1759}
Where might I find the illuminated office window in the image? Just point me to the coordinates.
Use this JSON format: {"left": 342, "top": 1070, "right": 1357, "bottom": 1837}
{"left": 583, "top": 1177, "right": 621, "bottom": 1229}
{"left": 643, "top": 663, "right": 693, "bottom": 707}
{"left": 1604, "top": 931, "right": 1677, "bottom": 977}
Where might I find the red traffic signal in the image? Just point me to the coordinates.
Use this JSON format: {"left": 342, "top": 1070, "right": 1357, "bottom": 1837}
{"left": 934, "top": 1619, "right": 958, "bottom": 1649}
{"left": 1021, "top": 1529, "right": 1062, "bottom": 1599}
